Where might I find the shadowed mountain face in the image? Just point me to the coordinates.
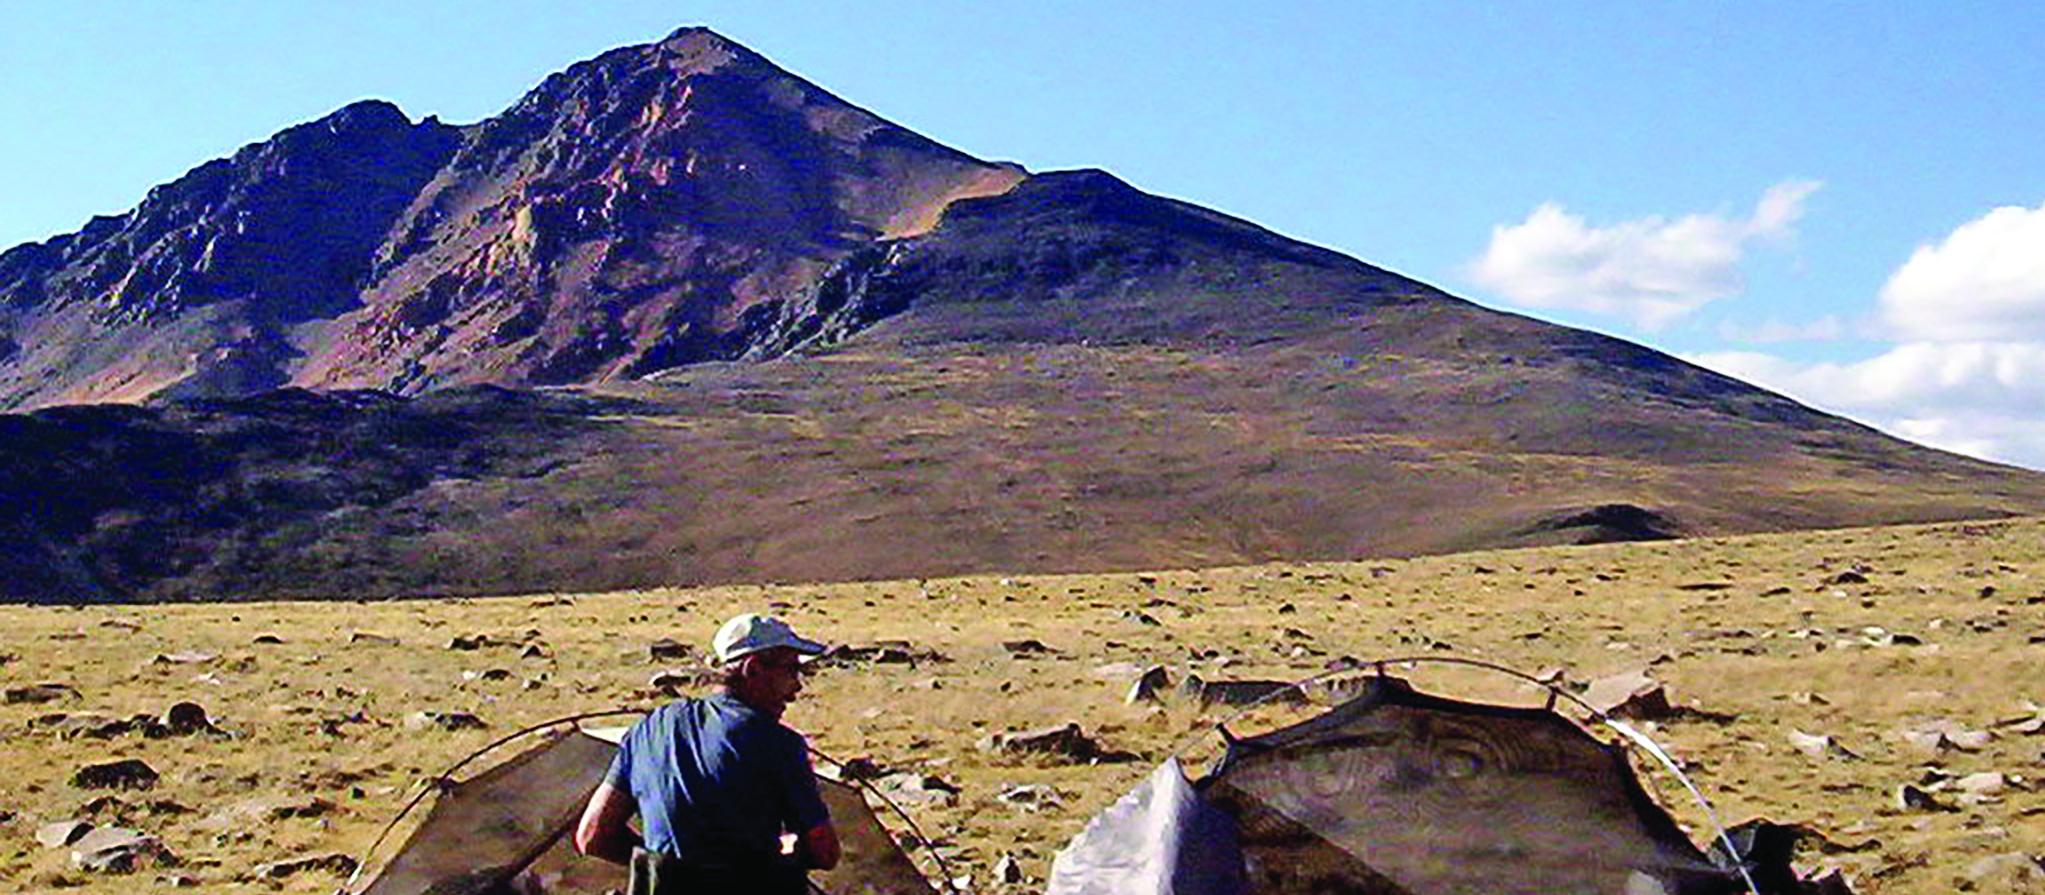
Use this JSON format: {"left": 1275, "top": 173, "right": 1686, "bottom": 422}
{"left": 2, "top": 27, "right": 2044, "bottom": 602}
{"left": 0, "top": 102, "right": 459, "bottom": 407}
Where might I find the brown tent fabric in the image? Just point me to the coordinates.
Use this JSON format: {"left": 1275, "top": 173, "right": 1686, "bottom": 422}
{"left": 358, "top": 725, "right": 615, "bottom": 895}
{"left": 350, "top": 723, "right": 939, "bottom": 895}
{"left": 1197, "top": 675, "right": 1743, "bottom": 894}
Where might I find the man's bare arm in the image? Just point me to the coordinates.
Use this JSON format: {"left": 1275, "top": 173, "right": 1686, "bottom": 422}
{"left": 573, "top": 782, "right": 639, "bottom": 865}
{"left": 797, "top": 821, "right": 841, "bottom": 871}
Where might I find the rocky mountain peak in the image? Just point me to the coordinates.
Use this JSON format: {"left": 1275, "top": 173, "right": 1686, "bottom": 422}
{"left": 652, "top": 25, "right": 754, "bottom": 72}
{"left": 296, "top": 28, "right": 1024, "bottom": 392}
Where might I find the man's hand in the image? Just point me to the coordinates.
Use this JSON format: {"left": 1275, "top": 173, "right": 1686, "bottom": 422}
{"left": 797, "top": 821, "right": 841, "bottom": 871}
{"left": 573, "top": 782, "right": 639, "bottom": 865}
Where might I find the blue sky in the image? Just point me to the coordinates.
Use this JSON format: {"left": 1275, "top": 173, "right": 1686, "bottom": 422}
{"left": 4, "top": 2, "right": 2043, "bottom": 468}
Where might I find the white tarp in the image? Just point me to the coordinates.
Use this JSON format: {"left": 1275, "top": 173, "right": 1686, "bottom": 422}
{"left": 1045, "top": 758, "right": 1246, "bottom": 895}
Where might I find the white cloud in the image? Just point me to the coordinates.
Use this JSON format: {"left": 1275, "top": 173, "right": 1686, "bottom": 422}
{"left": 1684, "top": 341, "right": 2045, "bottom": 469}
{"left": 1469, "top": 180, "right": 1821, "bottom": 329}
{"left": 1878, "top": 201, "right": 2045, "bottom": 341}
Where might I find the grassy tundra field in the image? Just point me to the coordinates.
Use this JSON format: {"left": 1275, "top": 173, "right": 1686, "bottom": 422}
{"left": 3, "top": 516, "right": 2042, "bottom": 894}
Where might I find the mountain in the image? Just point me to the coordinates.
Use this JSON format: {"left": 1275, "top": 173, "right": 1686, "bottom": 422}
{"left": 3, "top": 27, "right": 2044, "bottom": 602}
{"left": 0, "top": 29, "right": 1020, "bottom": 407}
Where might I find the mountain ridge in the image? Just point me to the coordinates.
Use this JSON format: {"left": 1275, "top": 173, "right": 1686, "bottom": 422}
{"left": 4, "top": 26, "right": 2045, "bottom": 602}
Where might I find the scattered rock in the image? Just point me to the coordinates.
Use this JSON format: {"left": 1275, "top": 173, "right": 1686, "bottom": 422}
{"left": 1859, "top": 627, "right": 1924, "bottom": 647}
{"left": 1804, "top": 869, "right": 1857, "bottom": 895}
{"left": 648, "top": 668, "right": 720, "bottom": 693}
{"left": 36, "top": 819, "right": 94, "bottom": 848}
{"left": 70, "top": 826, "right": 174, "bottom": 874}
{"left": 1125, "top": 666, "right": 1171, "bottom": 704}
{"left": 1090, "top": 661, "right": 1148, "bottom": 678}
{"left": 520, "top": 643, "right": 551, "bottom": 659}
{"left": 1787, "top": 730, "right": 1862, "bottom": 761}
{"left": 247, "top": 853, "right": 358, "bottom": 881}
{"left": 447, "top": 634, "right": 496, "bottom": 651}
{"left": 836, "top": 756, "right": 885, "bottom": 780}
{"left": 1583, "top": 669, "right": 1674, "bottom": 720}
{"left": 202, "top": 795, "right": 336, "bottom": 830}
{"left": 1997, "top": 703, "right": 2045, "bottom": 735}
{"left": 1001, "top": 639, "right": 1056, "bottom": 656}
{"left": 461, "top": 668, "right": 514, "bottom": 683}
{"left": 1895, "top": 783, "right": 1955, "bottom": 812}
{"left": 37, "top": 712, "right": 133, "bottom": 740}
{"left": 817, "top": 642, "right": 948, "bottom": 666}
{"left": 647, "top": 638, "right": 691, "bottom": 662}
{"left": 78, "top": 795, "right": 132, "bottom": 820}
{"left": 874, "top": 772, "right": 959, "bottom": 806}
{"left": 149, "top": 651, "right": 216, "bottom": 666}
{"left": 1901, "top": 722, "right": 1995, "bottom": 756}
{"left": 1826, "top": 570, "right": 1870, "bottom": 586}
{"left": 994, "top": 854, "right": 1025, "bottom": 884}
{"left": 1177, "top": 674, "right": 1305, "bottom": 707}
{"left": 5, "top": 682, "right": 80, "bottom": 704}
{"left": 404, "top": 711, "right": 486, "bottom": 732}
{"left": 161, "top": 702, "right": 220, "bottom": 736}
{"left": 995, "top": 783, "right": 1061, "bottom": 810}
{"left": 251, "top": 633, "right": 286, "bottom": 644}
{"left": 979, "top": 723, "right": 1106, "bottom": 761}
{"left": 1955, "top": 772, "right": 2008, "bottom": 797}
{"left": 348, "top": 631, "right": 398, "bottom": 646}
{"left": 72, "top": 759, "right": 159, "bottom": 790}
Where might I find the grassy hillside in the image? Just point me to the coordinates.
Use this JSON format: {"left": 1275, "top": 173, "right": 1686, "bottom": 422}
{"left": 3, "top": 517, "right": 2041, "bottom": 893}
{"left": 12, "top": 334, "right": 2045, "bottom": 603}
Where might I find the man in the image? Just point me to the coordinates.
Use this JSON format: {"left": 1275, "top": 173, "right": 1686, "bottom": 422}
{"left": 575, "top": 613, "right": 841, "bottom": 894}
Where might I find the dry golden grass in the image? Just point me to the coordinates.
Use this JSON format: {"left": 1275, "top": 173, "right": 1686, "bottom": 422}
{"left": 3, "top": 516, "right": 2042, "bottom": 893}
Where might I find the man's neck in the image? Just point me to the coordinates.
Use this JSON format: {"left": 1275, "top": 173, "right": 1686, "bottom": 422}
{"left": 719, "top": 684, "right": 782, "bottom": 719}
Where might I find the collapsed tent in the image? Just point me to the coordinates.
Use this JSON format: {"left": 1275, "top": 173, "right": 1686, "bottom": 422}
{"left": 1049, "top": 674, "right": 1760, "bottom": 895}
{"left": 348, "top": 718, "right": 941, "bottom": 895}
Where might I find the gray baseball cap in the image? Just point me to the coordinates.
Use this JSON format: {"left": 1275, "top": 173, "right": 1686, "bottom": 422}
{"left": 712, "top": 612, "right": 826, "bottom": 664}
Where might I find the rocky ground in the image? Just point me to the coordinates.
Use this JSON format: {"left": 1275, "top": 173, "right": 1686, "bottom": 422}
{"left": 2, "top": 516, "right": 2042, "bottom": 893}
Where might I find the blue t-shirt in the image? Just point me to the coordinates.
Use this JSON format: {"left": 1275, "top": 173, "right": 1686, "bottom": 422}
{"left": 605, "top": 693, "right": 831, "bottom": 865}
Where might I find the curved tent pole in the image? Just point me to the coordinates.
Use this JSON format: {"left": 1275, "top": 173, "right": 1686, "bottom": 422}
{"left": 340, "top": 708, "right": 965, "bottom": 895}
{"left": 339, "top": 708, "right": 645, "bottom": 895}
{"left": 808, "top": 747, "right": 965, "bottom": 895}
{"left": 1175, "top": 654, "right": 1762, "bottom": 895}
